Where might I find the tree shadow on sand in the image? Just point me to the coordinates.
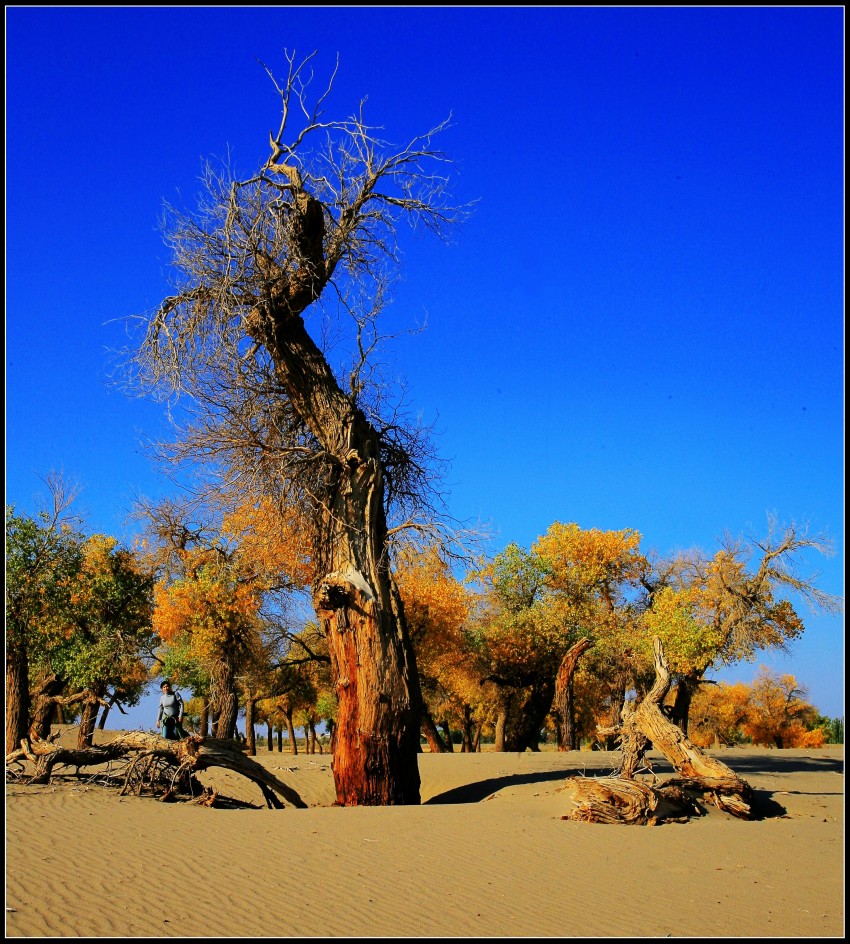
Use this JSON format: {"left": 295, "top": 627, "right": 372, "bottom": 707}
{"left": 423, "top": 755, "right": 841, "bottom": 821}
{"left": 425, "top": 769, "right": 607, "bottom": 805}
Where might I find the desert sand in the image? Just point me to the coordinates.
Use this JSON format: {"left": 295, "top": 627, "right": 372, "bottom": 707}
{"left": 5, "top": 731, "right": 844, "bottom": 938}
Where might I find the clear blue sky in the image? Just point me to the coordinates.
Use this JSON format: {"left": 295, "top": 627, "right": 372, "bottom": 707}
{"left": 6, "top": 7, "right": 844, "bottom": 725}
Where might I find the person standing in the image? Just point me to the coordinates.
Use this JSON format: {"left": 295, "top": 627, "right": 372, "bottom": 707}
{"left": 156, "top": 680, "right": 186, "bottom": 739}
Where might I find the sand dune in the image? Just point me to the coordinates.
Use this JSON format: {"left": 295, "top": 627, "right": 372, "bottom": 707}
{"left": 5, "top": 732, "right": 843, "bottom": 938}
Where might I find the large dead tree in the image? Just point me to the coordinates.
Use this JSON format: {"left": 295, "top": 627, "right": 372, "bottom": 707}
{"left": 130, "top": 52, "right": 463, "bottom": 805}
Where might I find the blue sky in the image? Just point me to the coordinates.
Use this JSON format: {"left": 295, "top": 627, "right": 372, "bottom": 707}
{"left": 6, "top": 7, "right": 844, "bottom": 724}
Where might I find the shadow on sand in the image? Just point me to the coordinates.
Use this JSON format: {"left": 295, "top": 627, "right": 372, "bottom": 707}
{"left": 424, "top": 751, "right": 842, "bottom": 819}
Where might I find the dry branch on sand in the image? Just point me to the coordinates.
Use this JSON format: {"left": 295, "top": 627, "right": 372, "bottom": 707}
{"left": 562, "top": 638, "right": 754, "bottom": 825}
{"left": 6, "top": 732, "right": 306, "bottom": 809}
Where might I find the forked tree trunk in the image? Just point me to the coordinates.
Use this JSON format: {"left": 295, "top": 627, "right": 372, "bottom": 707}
{"left": 30, "top": 674, "right": 66, "bottom": 740}
{"left": 552, "top": 638, "right": 593, "bottom": 751}
{"left": 621, "top": 638, "right": 753, "bottom": 817}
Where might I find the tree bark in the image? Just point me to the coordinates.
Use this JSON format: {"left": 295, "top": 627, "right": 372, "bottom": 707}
{"left": 669, "top": 673, "right": 701, "bottom": 735}
{"left": 420, "top": 710, "right": 449, "bottom": 753}
{"left": 503, "top": 680, "right": 554, "bottom": 752}
{"left": 552, "top": 638, "right": 593, "bottom": 751}
{"left": 248, "top": 260, "right": 423, "bottom": 805}
{"left": 493, "top": 709, "right": 507, "bottom": 752}
{"left": 77, "top": 691, "right": 104, "bottom": 749}
{"left": 267, "top": 722, "right": 274, "bottom": 751}
{"left": 461, "top": 705, "right": 475, "bottom": 753}
{"left": 30, "top": 674, "right": 66, "bottom": 740}
{"left": 211, "top": 660, "right": 238, "bottom": 740}
{"left": 284, "top": 707, "right": 298, "bottom": 756}
{"left": 245, "top": 696, "right": 256, "bottom": 756}
{"left": 199, "top": 700, "right": 210, "bottom": 737}
{"left": 5, "top": 643, "right": 30, "bottom": 756}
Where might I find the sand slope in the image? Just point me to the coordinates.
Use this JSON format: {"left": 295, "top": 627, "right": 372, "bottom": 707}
{"left": 5, "top": 733, "right": 843, "bottom": 938}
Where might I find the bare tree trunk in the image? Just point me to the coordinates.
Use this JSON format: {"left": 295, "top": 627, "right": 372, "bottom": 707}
{"left": 199, "top": 700, "right": 209, "bottom": 736}
{"left": 420, "top": 710, "right": 450, "bottom": 753}
{"left": 461, "top": 705, "right": 475, "bottom": 753}
{"left": 439, "top": 720, "right": 455, "bottom": 753}
{"left": 494, "top": 709, "right": 507, "bottom": 752}
{"left": 245, "top": 696, "right": 256, "bottom": 756}
{"left": 77, "top": 693, "right": 102, "bottom": 749}
{"left": 211, "top": 660, "right": 238, "bottom": 740}
{"left": 669, "top": 673, "right": 701, "bottom": 735}
{"left": 30, "top": 674, "right": 65, "bottom": 740}
{"left": 97, "top": 702, "right": 111, "bottom": 730}
{"left": 552, "top": 639, "right": 593, "bottom": 751}
{"left": 6, "top": 644, "right": 30, "bottom": 756}
{"left": 503, "top": 680, "right": 554, "bottom": 752}
{"left": 284, "top": 708, "right": 298, "bottom": 756}
{"left": 251, "top": 285, "right": 422, "bottom": 805}
{"left": 277, "top": 726, "right": 283, "bottom": 752}
{"left": 267, "top": 722, "right": 274, "bottom": 751}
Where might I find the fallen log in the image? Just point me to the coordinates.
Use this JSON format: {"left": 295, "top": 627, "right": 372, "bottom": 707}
{"left": 561, "top": 776, "right": 700, "bottom": 825}
{"left": 8, "top": 732, "right": 307, "bottom": 809}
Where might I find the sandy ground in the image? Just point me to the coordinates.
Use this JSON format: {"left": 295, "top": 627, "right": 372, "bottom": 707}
{"left": 5, "top": 731, "right": 844, "bottom": 938}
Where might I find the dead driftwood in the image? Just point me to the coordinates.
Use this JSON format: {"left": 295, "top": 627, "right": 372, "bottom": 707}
{"left": 563, "top": 638, "right": 754, "bottom": 825}
{"left": 6, "top": 731, "right": 306, "bottom": 809}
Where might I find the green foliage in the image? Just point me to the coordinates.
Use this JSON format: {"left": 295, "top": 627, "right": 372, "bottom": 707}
{"left": 5, "top": 504, "right": 83, "bottom": 654}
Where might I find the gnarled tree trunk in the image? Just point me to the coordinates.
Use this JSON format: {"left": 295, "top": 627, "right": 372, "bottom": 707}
{"left": 567, "top": 640, "right": 753, "bottom": 824}
{"left": 552, "top": 638, "right": 593, "bottom": 751}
